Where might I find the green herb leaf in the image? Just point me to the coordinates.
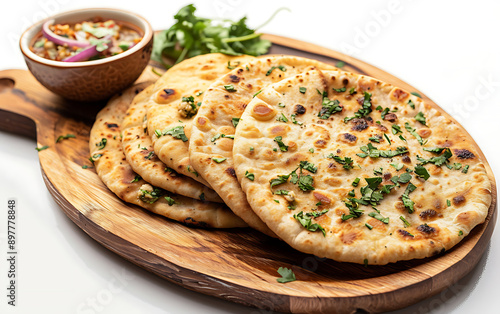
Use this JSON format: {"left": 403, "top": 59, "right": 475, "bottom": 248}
{"left": 131, "top": 175, "right": 142, "bottom": 183}
{"left": 400, "top": 216, "right": 411, "bottom": 227}
{"left": 299, "top": 87, "right": 307, "bottom": 94}
{"left": 408, "top": 99, "right": 416, "bottom": 109}
{"left": 404, "top": 122, "right": 427, "bottom": 145}
{"left": 318, "top": 92, "right": 343, "bottom": 119}
{"left": 327, "top": 154, "right": 354, "bottom": 169}
{"left": 392, "top": 124, "right": 402, "bottom": 135}
{"left": 402, "top": 182, "right": 417, "bottom": 213}
{"left": 414, "top": 165, "right": 430, "bottom": 180}
{"left": 270, "top": 174, "right": 290, "bottom": 189}
{"left": 411, "top": 92, "right": 422, "bottom": 98}
{"left": 352, "top": 178, "right": 360, "bottom": 187}
{"left": 336, "top": 61, "right": 345, "bottom": 68}
{"left": 212, "top": 157, "right": 227, "bottom": 163}
{"left": 365, "top": 223, "right": 373, "bottom": 230}
{"left": 343, "top": 92, "right": 372, "bottom": 122}
{"left": 358, "top": 143, "right": 408, "bottom": 158}
{"left": 417, "top": 148, "right": 453, "bottom": 167}
{"left": 415, "top": 112, "right": 427, "bottom": 126}
{"left": 161, "top": 126, "right": 188, "bottom": 141}
{"left": 36, "top": 145, "right": 49, "bottom": 152}
{"left": 274, "top": 136, "right": 288, "bottom": 152}
{"left": 333, "top": 87, "right": 346, "bottom": 93}
{"left": 276, "top": 113, "right": 289, "bottom": 123}
{"left": 245, "top": 170, "right": 255, "bottom": 181}
{"left": 57, "top": 134, "right": 76, "bottom": 143}
{"left": 224, "top": 84, "right": 236, "bottom": 92}
{"left": 298, "top": 175, "right": 315, "bottom": 191}
{"left": 447, "top": 199, "right": 451, "bottom": 207}
{"left": 276, "top": 267, "right": 296, "bottom": 283}
{"left": 293, "top": 211, "right": 325, "bottom": 236}
{"left": 390, "top": 162, "right": 404, "bottom": 171}
{"left": 266, "top": 65, "right": 287, "bottom": 76}
{"left": 232, "top": 117, "right": 240, "bottom": 128}
{"left": 368, "top": 211, "right": 390, "bottom": 224}
{"left": 290, "top": 114, "right": 303, "bottom": 125}
{"left": 299, "top": 161, "right": 317, "bottom": 173}
{"left": 462, "top": 165, "right": 469, "bottom": 173}
{"left": 164, "top": 196, "right": 177, "bottom": 206}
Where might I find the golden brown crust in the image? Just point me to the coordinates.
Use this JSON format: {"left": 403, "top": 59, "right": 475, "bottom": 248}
{"left": 233, "top": 69, "right": 491, "bottom": 264}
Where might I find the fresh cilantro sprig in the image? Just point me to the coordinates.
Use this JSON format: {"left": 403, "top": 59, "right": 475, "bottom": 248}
{"left": 152, "top": 4, "right": 287, "bottom": 66}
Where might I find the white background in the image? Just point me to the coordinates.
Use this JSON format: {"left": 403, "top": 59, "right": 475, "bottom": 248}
{"left": 1, "top": 0, "right": 499, "bottom": 313}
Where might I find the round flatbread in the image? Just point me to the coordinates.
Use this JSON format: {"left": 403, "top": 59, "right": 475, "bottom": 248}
{"left": 121, "top": 84, "right": 223, "bottom": 203}
{"left": 146, "top": 53, "right": 255, "bottom": 185}
{"left": 89, "top": 83, "right": 247, "bottom": 228}
{"left": 233, "top": 69, "right": 492, "bottom": 264}
{"left": 190, "top": 56, "right": 336, "bottom": 236}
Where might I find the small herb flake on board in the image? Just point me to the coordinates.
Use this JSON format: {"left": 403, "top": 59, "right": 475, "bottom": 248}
{"left": 36, "top": 145, "right": 49, "bottom": 152}
{"left": 57, "top": 134, "right": 76, "bottom": 143}
{"left": 276, "top": 267, "right": 296, "bottom": 283}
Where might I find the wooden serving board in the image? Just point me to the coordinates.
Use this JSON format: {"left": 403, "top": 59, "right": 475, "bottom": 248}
{"left": 0, "top": 34, "right": 496, "bottom": 314}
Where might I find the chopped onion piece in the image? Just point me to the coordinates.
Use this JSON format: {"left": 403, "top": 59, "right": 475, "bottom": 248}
{"left": 42, "top": 20, "right": 90, "bottom": 48}
{"left": 63, "top": 35, "right": 112, "bottom": 62}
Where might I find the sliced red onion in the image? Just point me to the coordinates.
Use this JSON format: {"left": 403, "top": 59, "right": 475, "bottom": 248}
{"left": 42, "top": 20, "right": 90, "bottom": 48}
{"left": 62, "top": 35, "right": 112, "bottom": 62}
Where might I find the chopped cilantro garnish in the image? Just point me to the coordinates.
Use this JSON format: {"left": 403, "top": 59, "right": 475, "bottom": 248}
{"left": 82, "top": 165, "right": 91, "bottom": 169}
{"left": 415, "top": 112, "right": 427, "bottom": 126}
{"left": 131, "top": 175, "right": 142, "bottom": 183}
{"left": 411, "top": 92, "right": 422, "bottom": 98}
{"left": 89, "top": 153, "right": 102, "bottom": 163}
{"left": 253, "top": 89, "right": 263, "bottom": 98}
{"left": 139, "top": 187, "right": 164, "bottom": 204}
{"left": 365, "top": 223, "right": 373, "bottom": 230}
{"left": 276, "top": 267, "right": 296, "bottom": 283}
{"left": 270, "top": 174, "right": 290, "bottom": 189}
{"left": 293, "top": 211, "right": 325, "bottom": 236}
{"left": 392, "top": 124, "right": 402, "bottom": 135}
{"left": 291, "top": 114, "right": 303, "bottom": 125}
{"left": 357, "top": 143, "right": 408, "bottom": 158}
{"left": 274, "top": 199, "right": 280, "bottom": 203}
{"left": 368, "top": 211, "right": 390, "bottom": 224}
{"left": 232, "top": 117, "right": 240, "bottom": 128}
{"left": 397, "top": 172, "right": 412, "bottom": 184}
{"left": 417, "top": 148, "right": 452, "bottom": 167}
{"left": 245, "top": 171, "right": 255, "bottom": 181}
{"left": 164, "top": 196, "right": 177, "bottom": 206}
{"left": 299, "top": 161, "right": 317, "bottom": 173}
{"left": 458, "top": 230, "right": 463, "bottom": 236}
{"left": 348, "top": 189, "right": 355, "bottom": 197}
{"left": 373, "top": 167, "right": 383, "bottom": 176}
{"left": 318, "top": 91, "right": 343, "bottom": 119}
{"left": 333, "top": 87, "right": 346, "bottom": 93}
{"left": 274, "top": 190, "right": 289, "bottom": 195}
{"left": 400, "top": 216, "right": 411, "bottom": 227}
{"left": 342, "top": 200, "right": 364, "bottom": 221}
{"left": 423, "top": 147, "right": 445, "bottom": 153}
{"left": 453, "top": 163, "right": 462, "bottom": 170}
{"left": 447, "top": 199, "right": 451, "bottom": 207}
{"left": 36, "top": 145, "right": 49, "bottom": 152}
{"left": 380, "top": 107, "right": 390, "bottom": 119}
{"left": 462, "top": 165, "right": 469, "bottom": 173}
{"left": 276, "top": 113, "right": 289, "bottom": 123}
{"left": 327, "top": 154, "right": 354, "bottom": 169}
{"left": 211, "top": 134, "right": 222, "bottom": 142}
{"left": 399, "top": 135, "right": 407, "bottom": 142}
{"left": 249, "top": 147, "right": 254, "bottom": 151}
{"left": 390, "top": 162, "right": 404, "bottom": 171}
{"left": 224, "top": 84, "right": 236, "bottom": 92}
{"left": 274, "top": 136, "right": 288, "bottom": 152}
{"left": 212, "top": 157, "right": 227, "bottom": 163}
{"left": 278, "top": 103, "right": 285, "bottom": 108}
{"left": 187, "top": 165, "right": 199, "bottom": 177}
{"left": 369, "top": 136, "right": 380, "bottom": 143}
{"left": 306, "top": 209, "right": 329, "bottom": 218}
{"left": 384, "top": 134, "right": 392, "bottom": 145}
{"left": 266, "top": 65, "right": 287, "bottom": 76}
{"left": 414, "top": 165, "right": 430, "bottom": 180}
{"left": 299, "top": 87, "right": 307, "bottom": 94}
{"left": 402, "top": 182, "right": 417, "bottom": 213}
{"left": 404, "top": 122, "right": 427, "bottom": 145}
{"left": 160, "top": 126, "right": 188, "bottom": 142}
{"left": 408, "top": 99, "right": 416, "bottom": 109}
{"left": 227, "top": 61, "right": 240, "bottom": 70}
{"left": 336, "top": 61, "right": 345, "bottom": 68}
{"left": 145, "top": 151, "right": 155, "bottom": 160}
{"left": 298, "top": 175, "right": 315, "bottom": 191}
{"left": 57, "top": 134, "right": 76, "bottom": 143}
{"left": 352, "top": 178, "right": 360, "bottom": 187}
{"left": 344, "top": 92, "right": 373, "bottom": 122}
{"left": 349, "top": 87, "right": 357, "bottom": 95}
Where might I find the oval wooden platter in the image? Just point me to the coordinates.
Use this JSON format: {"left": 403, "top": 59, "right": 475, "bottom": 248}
{"left": 0, "top": 34, "right": 496, "bottom": 314}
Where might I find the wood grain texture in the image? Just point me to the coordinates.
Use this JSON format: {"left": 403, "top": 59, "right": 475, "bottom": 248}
{"left": 0, "top": 35, "right": 497, "bottom": 314}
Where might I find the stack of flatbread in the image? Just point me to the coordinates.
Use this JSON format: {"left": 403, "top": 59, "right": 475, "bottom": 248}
{"left": 90, "top": 53, "right": 492, "bottom": 265}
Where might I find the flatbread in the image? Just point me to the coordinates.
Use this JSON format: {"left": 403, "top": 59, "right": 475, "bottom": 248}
{"left": 190, "top": 56, "right": 336, "bottom": 236}
{"left": 121, "top": 84, "right": 223, "bottom": 203}
{"left": 233, "top": 69, "right": 491, "bottom": 264}
{"left": 146, "top": 53, "right": 255, "bottom": 185}
{"left": 89, "top": 83, "right": 247, "bottom": 228}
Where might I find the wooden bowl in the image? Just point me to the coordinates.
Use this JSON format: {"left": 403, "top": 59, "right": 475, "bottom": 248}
{"left": 19, "top": 8, "right": 153, "bottom": 102}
